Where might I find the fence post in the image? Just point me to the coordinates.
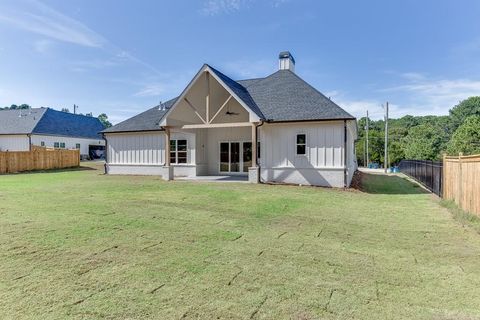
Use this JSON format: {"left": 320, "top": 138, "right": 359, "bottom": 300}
{"left": 442, "top": 153, "right": 446, "bottom": 198}
{"left": 458, "top": 152, "right": 463, "bottom": 208}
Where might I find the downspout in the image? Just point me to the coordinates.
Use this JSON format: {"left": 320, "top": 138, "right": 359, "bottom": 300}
{"left": 27, "top": 134, "right": 32, "bottom": 151}
{"left": 255, "top": 120, "right": 265, "bottom": 183}
{"left": 343, "top": 120, "right": 348, "bottom": 188}
{"left": 103, "top": 133, "right": 108, "bottom": 174}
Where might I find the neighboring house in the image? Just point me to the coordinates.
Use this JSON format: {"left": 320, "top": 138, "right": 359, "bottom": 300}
{"left": 103, "top": 52, "right": 358, "bottom": 187}
{"left": 0, "top": 108, "right": 105, "bottom": 158}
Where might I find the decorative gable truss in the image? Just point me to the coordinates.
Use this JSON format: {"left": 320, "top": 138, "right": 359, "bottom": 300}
{"left": 160, "top": 65, "right": 261, "bottom": 129}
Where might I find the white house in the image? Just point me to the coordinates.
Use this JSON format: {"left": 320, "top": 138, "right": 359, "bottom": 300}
{"left": 103, "top": 52, "right": 358, "bottom": 187}
{"left": 0, "top": 108, "right": 105, "bottom": 158}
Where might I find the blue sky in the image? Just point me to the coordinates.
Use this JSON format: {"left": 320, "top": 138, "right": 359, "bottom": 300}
{"left": 1, "top": 0, "right": 480, "bottom": 123}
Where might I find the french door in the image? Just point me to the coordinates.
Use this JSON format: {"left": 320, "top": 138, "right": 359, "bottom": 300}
{"left": 220, "top": 142, "right": 252, "bottom": 174}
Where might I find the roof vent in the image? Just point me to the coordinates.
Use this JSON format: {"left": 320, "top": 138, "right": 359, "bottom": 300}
{"left": 279, "top": 51, "right": 295, "bottom": 72}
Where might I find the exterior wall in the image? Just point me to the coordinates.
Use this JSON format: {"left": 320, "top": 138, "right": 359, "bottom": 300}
{"left": 105, "top": 130, "right": 197, "bottom": 177}
{"left": 259, "top": 121, "right": 353, "bottom": 187}
{"left": 30, "top": 134, "right": 104, "bottom": 156}
{"left": 106, "top": 131, "right": 166, "bottom": 165}
{"left": 206, "top": 126, "right": 251, "bottom": 175}
{"left": 0, "top": 135, "right": 29, "bottom": 151}
{"left": 345, "top": 120, "right": 358, "bottom": 186}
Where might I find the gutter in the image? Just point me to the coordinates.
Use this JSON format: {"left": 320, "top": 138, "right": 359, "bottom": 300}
{"left": 265, "top": 117, "right": 356, "bottom": 124}
{"left": 255, "top": 121, "right": 264, "bottom": 167}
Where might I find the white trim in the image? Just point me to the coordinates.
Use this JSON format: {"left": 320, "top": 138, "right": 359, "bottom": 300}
{"left": 182, "top": 122, "right": 252, "bottom": 129}
{"left": 169, "top": 138, "right": 188, "bottom": 165}
{"left": 205, "top": 66, "right": 261, "bottom": 122}
{"left": 209, "top": 95, "right": 233, "bottom": 123}
{"left": 160, "top": 65, "right": 261, "bottom": 126}
{"left": 295, "top": 133, "right": 307, "bottom": 156}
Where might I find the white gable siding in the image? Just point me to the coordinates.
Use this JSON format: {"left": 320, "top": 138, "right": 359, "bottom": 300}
{"left": 0, "top": 135, "right": 30, "bottom": 151}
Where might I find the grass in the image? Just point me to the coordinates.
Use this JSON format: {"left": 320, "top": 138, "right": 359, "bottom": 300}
{"left": 1, "top": 164, "right": 480, "bottom": 319}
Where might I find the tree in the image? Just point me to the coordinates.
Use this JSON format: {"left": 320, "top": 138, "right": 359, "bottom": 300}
{"left": 61, "top": 108, "right": 70, "bottom": 113}
{"left": 447, "top": 115, "right": 480, "bottom": 156}
{"left": 449, "top": 96, "right": 480, "bottom": 131}
{"left": 1, "top": 104, "right": 31, "bottom": 110}
{"left": 403, "top": 123, "right": 448, "bottom": 160}
{"left": 98, "top": 113, "right": 112, "bottom": 128}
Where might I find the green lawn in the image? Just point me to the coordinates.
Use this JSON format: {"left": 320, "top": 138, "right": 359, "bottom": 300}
{"left": 1, "top": 164, "right": 480, "bottom": 320}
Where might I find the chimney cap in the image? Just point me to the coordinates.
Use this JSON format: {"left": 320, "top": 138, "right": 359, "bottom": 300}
{"left": 278, "top": 51, "right": 295, "bottom": 64}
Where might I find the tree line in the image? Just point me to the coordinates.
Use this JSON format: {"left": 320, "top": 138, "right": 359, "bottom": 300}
{"left": 1, "top": 104, "right": 112, "bottom": 128}
{"left": 356, "top": 96, "right": 480, "bottom": 166}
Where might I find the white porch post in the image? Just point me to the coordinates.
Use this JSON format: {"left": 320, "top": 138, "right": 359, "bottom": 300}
{"left": 248, "top": 123, "right": 260, "bottom": 183}
{"left": 162, "top": 127, "right": 173, "bottom": 181}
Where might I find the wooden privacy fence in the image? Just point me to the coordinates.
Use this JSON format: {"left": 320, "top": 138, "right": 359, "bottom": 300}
{"left": 443, "top": 154, "right": 480, "bottom": 216}
{"left": 0, "top": 146, "right": 80, "bottom": 174}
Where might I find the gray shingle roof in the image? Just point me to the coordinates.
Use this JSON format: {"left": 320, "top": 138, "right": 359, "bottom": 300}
{"left": 105, "top": 66, "right": 354, "bottom": 133}
{"left": 102, "top": 98, "right": 177, "bottom": 133}
{"left": 0, "top": 108, "right": 46, "bottom": 134}
{"left": 243, "top": 70, "right": 354, "bottom": 122}
{"left": 0, "top": 108, "right": 105, "bottom": 138}
{"left": 34, "top": 108, "right": 105, "bottom": 139}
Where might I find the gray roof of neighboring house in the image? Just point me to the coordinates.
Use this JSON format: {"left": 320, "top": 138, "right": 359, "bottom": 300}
{"left": 0, "top": 108, "right": 47, "bottom": 134}
{"left": 0, "top": 108, "right": 105, "bottom": 138}
{"left": 104, "top": 66, "right": 354, "bottom": 133}
{"left": 102, "top": 98, "right": 177, "bottom": 133}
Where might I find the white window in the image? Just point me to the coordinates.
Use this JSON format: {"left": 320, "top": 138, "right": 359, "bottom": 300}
{"left": 296, "top": 134, "right": 306, "bottom": 155}
{"left": 54, "top": 142, "right": 59, "bottom": 148}
{"left": 59, "top": 142, "right": 66, "bottom": 149}
{"left": 75, "top": 143, "right": 80, "bottom": 149}
{"left": 170, "top": 139, "right": 187, "bottom": 164}
{"left": 40, "top": 141, "right": 45, "bottom": 147}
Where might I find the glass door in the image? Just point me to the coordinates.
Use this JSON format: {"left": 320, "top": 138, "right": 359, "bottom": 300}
{"left": 220, "top": 142, "right": 230, "bottom": 172}
{"left": 219, "top": 142, "right": 252, "bottom": 174}
{"left": 230, "top": 142, "right": 240, "bottom": 172}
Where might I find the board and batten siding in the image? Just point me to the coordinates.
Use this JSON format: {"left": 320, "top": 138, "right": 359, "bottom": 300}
{"left": 0, "top": 135, "right": 30, "bottom": 152}
{"left": 259, "top": 121, "right": 355, "bottom": 187}
{"left": 106, "top": 132, "right": 166, "bottom": 165}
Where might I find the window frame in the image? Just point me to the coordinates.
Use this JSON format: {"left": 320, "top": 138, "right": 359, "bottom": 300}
{"left": 40, "top": 141, "right": 45, "bottom": 147}
{"left": 296, "top": 133, "right": 307, "bottom": 156}
{"left": 59, "top": 142, "right": 66, "bottom": 149}
{"left": 75, "top": 143, "right": 80, "bottom": 149}
{"left": 54, "top": 142, "right": 59, "bottom": 148}
{"left": 169, "top": 139, "right": 188, "bottom": 164}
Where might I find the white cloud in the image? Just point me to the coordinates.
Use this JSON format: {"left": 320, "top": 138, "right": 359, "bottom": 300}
{"left": 201, "top": 0, "right": 247, "bottom": 15}
{"left": 200, "top": 0, "right": 289, "bottom": 15}
{"left": 221, "top": 59, "right": 276, "bottom": 79}
{"left": 381, "top": 74, "right": 480, "bottom": 115}
{"left": 0, "top": 0, "right": 104, "bottom": 47}
{"left": 133, "top": 84, "right": 167, "bottom": 97}
{"left": 329, "top": 73, "right": 480, "bottom": 120}
{"left": 33, "top": 39, "right": 53, "bottom": 54}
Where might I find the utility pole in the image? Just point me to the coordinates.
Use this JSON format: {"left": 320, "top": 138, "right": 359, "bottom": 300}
{"left": 366, "top": 110, "right": 369, "bottom": 168}
{"left": 384, "top": 102, "right": 389, "bottom": 173}
{"left": 73, "top": 104, "right": 78, "bottom": 114}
